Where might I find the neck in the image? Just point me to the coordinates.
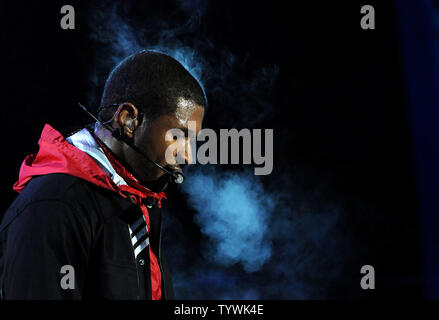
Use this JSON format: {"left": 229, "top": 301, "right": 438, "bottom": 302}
{"left": 93, "top": 124, "right": 168, "bottom": 192}
{"left": 94, "top": 125, "right": 124, "bottom": 159}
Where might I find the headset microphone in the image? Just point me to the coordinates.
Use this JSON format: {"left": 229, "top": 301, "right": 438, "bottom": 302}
{"left": 78, "top": 102, "right": 184, "bottom": 184}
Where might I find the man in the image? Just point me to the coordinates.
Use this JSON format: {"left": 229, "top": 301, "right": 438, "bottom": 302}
{"left": 0, "top": 50, "right": 206, "bottom": 299}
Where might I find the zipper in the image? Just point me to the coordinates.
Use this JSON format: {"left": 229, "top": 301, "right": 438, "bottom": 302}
{"left": 158, "top": 242, "right": 167, "bottom": 299}
{"left": 135, "top": 261, "right": 141, "bottom": 300}
{"left": 128, "top": 224, "right": 141, "bottom": 300}
{"left": 157, "top": 212, "right": 167, "bottom": 300}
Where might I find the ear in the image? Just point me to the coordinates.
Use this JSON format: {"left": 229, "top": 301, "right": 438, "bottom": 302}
{"left": 114, "top": 102, "right": 139, "bottom": 139}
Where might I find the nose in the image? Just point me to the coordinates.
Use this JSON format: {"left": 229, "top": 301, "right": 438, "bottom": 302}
{"left": 171, "top": 137, "right": 194, "bottom": 168}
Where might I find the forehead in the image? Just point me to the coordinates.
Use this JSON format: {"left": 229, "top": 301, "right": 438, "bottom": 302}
{"left": 150, "top": 97, "right": 204, "bottom": 130}
{"left": 174, "top": 97, "right": 204, "bottom": 125}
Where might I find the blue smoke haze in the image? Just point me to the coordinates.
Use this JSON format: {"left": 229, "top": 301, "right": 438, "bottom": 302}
{"left": 88, "top": 3, "right": 207, "bottom": 107}
{"left": 86, "top": 1, "right": 279, "bottom": 127}
{"left": 164, "top": 165, "right": 352, "bottom": 299}
{"left": 162, "top": 165, "right": 349, "bottom": 299}
{"left": 183, "top": 167, "right": 274, "bottom": 273}
{"left": 85, "top": 1, "right": 351, "bottom": 299}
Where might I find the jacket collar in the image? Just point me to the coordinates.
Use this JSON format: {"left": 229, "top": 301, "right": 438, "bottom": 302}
{"left": 67, "top": 128, "right": 128, "bottom": 187}
{"left": 13, "top": 124, "right": 166, "bottom": 207}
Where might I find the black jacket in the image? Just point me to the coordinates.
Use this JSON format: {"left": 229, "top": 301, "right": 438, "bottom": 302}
{"left": 0, "top": 173, "right": 174, "bottom": 299}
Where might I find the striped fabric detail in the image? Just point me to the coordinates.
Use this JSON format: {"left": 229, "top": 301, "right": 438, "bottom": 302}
{"left": 128, "top": 215, "right": 149, "bottom": 258}
{"left": 134, "top": 238, "right": 150, "bottom": 257}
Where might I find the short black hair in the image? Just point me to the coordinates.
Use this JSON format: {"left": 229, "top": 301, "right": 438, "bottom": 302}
{"left": 99, "top": 50, "right": 207, "bottom": 123}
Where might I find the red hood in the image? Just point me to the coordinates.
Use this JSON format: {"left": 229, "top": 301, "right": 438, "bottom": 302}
{"left": 13, "top": 124, "right": 166, "bottom": 205}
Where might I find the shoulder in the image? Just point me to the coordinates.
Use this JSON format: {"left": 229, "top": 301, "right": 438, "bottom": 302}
{"left": 0, "top": 175, "right": 88, "bottom": 233}
{"left": 1, "top": 173, "right": 131, "bottom": 234}
{"left": 20, "top": 173, "right": 96, "bottom": 202}
{"left": 8, "top": 174, "right": 100, "bottom": 218}
{"left": 0, "top": 173, "right": 132, "bottom": 231}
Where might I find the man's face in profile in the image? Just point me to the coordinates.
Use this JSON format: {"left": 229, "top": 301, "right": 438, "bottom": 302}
{"left": 128, "top": 97, "right": 204, "bottom": 192}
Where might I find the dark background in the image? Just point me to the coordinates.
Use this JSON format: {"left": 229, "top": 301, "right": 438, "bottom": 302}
{"left": 1, "top": 0, "right": 436, "bottom": 299}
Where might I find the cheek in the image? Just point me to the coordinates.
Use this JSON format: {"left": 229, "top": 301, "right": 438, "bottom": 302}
{"left": 160, "top": 139, "right": 184, "bottom": 166}
{"left": 152, "top": 129, "right": 175, "bottom": 161}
